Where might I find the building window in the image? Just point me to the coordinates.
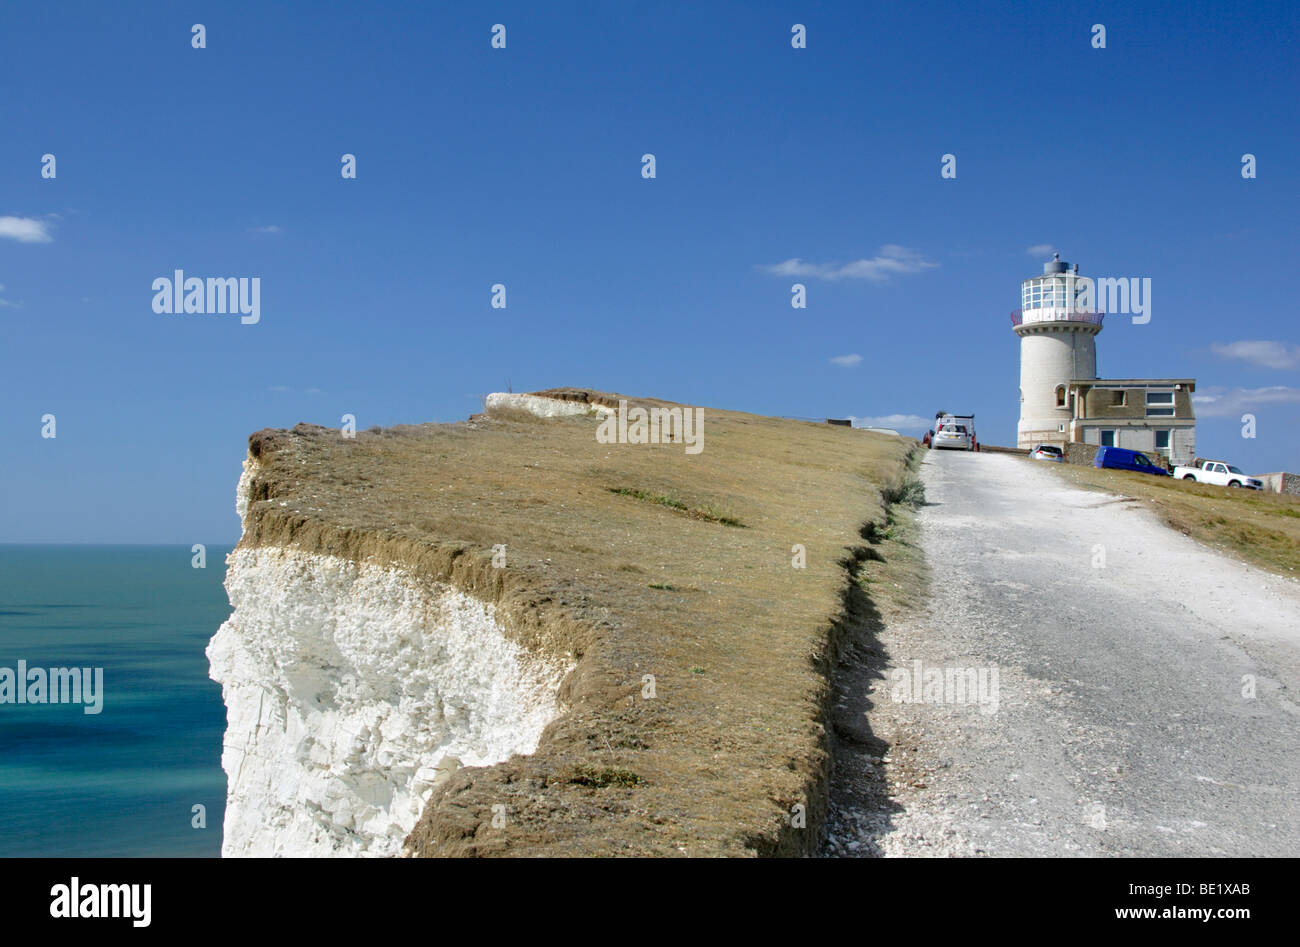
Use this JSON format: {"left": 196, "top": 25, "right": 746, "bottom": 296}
{"left": 1056, "top": 385, "right": 1066, "bottom": 407}
{"left": 1101, "top": 430, "right": 1116, "bottom": 447}
{"left": 1155, "top": 430, "right": 1171, "bottom": 451}
{"left": 1146, "top": 390, "right": 1174, "bottom": 417}
{"left": 1110, "top": 390, "right": 1126, "bottom": 406}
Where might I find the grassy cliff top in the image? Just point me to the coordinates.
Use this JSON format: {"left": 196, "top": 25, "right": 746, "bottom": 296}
{"left": 238, "top": 389, "right": 916, "bottom": 856}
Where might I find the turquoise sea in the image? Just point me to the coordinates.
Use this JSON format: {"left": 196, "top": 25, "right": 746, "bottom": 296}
{"left": 0, "top": 545, "right": 231, "bottom": 857}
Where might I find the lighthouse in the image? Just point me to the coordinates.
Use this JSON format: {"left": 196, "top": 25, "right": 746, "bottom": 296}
{"left": 1012, "top": 254, "right": 1103, "bottom": 450}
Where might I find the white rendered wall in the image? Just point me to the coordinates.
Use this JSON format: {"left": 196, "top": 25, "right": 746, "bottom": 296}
{"left": 1119, "top": 428, "right": 1156, "bottom": 452}
{"left": 1017, "top": 328, "right": 1098, "bottom": 448}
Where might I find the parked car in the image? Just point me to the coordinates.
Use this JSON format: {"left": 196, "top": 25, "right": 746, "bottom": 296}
{"left": 934, "top": 414, "right": 978, "bottom": 451}
{"left": 1093, "top": 446, "right": 1170, "bottom": 476}
{"left": 932, "top": 422, "right": 972, "bottom": 450}
{"left": 1172, "top": 460, "right": 1263, "bottom": 489}
{"left": 1029, "top": 444, "right": 1065, "bottom": 462}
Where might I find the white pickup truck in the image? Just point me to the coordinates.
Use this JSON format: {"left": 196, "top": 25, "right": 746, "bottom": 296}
{"left": 1172, "top": 460, "right": 1264, "bottom": 489}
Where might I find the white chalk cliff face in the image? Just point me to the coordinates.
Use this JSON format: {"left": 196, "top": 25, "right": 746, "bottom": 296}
{"left": 485, "top": 392, "right": 613, "bottom": 418}
{"left": 208, "top": 460, "right": 569, "bottom": 857}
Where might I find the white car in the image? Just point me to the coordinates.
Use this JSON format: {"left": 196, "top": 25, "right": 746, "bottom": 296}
{"left": 1030, "top": 444, "right": 1065, "bottom": 462}
{"left": 932, "top": 423, "right": 972, "bottom": 450}
{"left": 1173, "top": 460, "right": 1263, "bottom": 489}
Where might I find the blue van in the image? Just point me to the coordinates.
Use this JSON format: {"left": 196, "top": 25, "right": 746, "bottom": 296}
{"left": 1093, "top": 446, "right": 1170, "bottom": 476}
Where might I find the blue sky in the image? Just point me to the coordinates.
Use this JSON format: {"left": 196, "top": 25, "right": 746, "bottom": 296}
{"left": 2, "top": 0, "right": 1297, "bottom": 543}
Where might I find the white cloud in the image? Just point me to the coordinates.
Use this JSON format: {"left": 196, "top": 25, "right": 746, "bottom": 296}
{"left": 1026, "top": 244, "right": 1054, "bottom": 256}
{"left": 829, "top": 353, "right": 862, "bottom": 367}
{"left": 850, "top": 413, "right": 931, "bottom": 431}
{"left": 759, "top": 245, "right": 938, "bottom": 282}
{"left": 1209, "top": 340, "right": 1300, "bottom": 371}
{"left": 1192, "top": 385, "right": 1300, "bottom": 417}
{"left": 250, "top": 225, "right": 282, "bottom": 234}
{"left": 0, "top": 216, "right": 53, "bottom": 243}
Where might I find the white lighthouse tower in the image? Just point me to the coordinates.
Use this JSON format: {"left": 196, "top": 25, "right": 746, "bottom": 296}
{"left": 1013, "top": 254, "right": 1104, "bottom": 450}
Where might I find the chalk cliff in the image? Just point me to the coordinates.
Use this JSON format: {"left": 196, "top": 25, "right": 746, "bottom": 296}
{"left": 209, "top": 464, "right": 569, "bottom": 855}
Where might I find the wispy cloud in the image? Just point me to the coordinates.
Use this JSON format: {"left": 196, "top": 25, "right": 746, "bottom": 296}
{"left": 759, "top": 245, "right": 938, "bottom": 282}
{"left": 1192, "top": 385, "right": 1300, "bottom": 417}
{"left": 829, "top": 353, "right": 862, "bottom": 367}
{"left": 1026, "top": 243, "right": 1054, "bottom": 257}
{"left": 0, "top": 282, "right": 20, "bottom": 309}
{"left": 1209, "top": 340, "right": 1300, "bottom": 371}
{"left": 0, "top": 216, "right": 54, "bottom": 243}
{"left": 249, "top": 224, "right": 282, "bottom": 234}
{"left": 850, "top": 413, "right": 930, "bottom": 431}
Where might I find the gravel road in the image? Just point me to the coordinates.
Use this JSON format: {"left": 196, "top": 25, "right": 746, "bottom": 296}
{"left": 825, "top": 448, "right": 1300, "bottom": 857}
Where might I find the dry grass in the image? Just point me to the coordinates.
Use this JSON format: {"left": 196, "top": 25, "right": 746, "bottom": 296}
{"left": 1041, "top": 461, "right": 1300, "bottom": 579}
{"left": 237, "top": 390, "right": 917, "bottom": 856}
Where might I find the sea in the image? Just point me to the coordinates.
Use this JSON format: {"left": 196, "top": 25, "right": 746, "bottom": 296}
{"left": 0, "top": 545, "right": 231, "bottom": 857}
